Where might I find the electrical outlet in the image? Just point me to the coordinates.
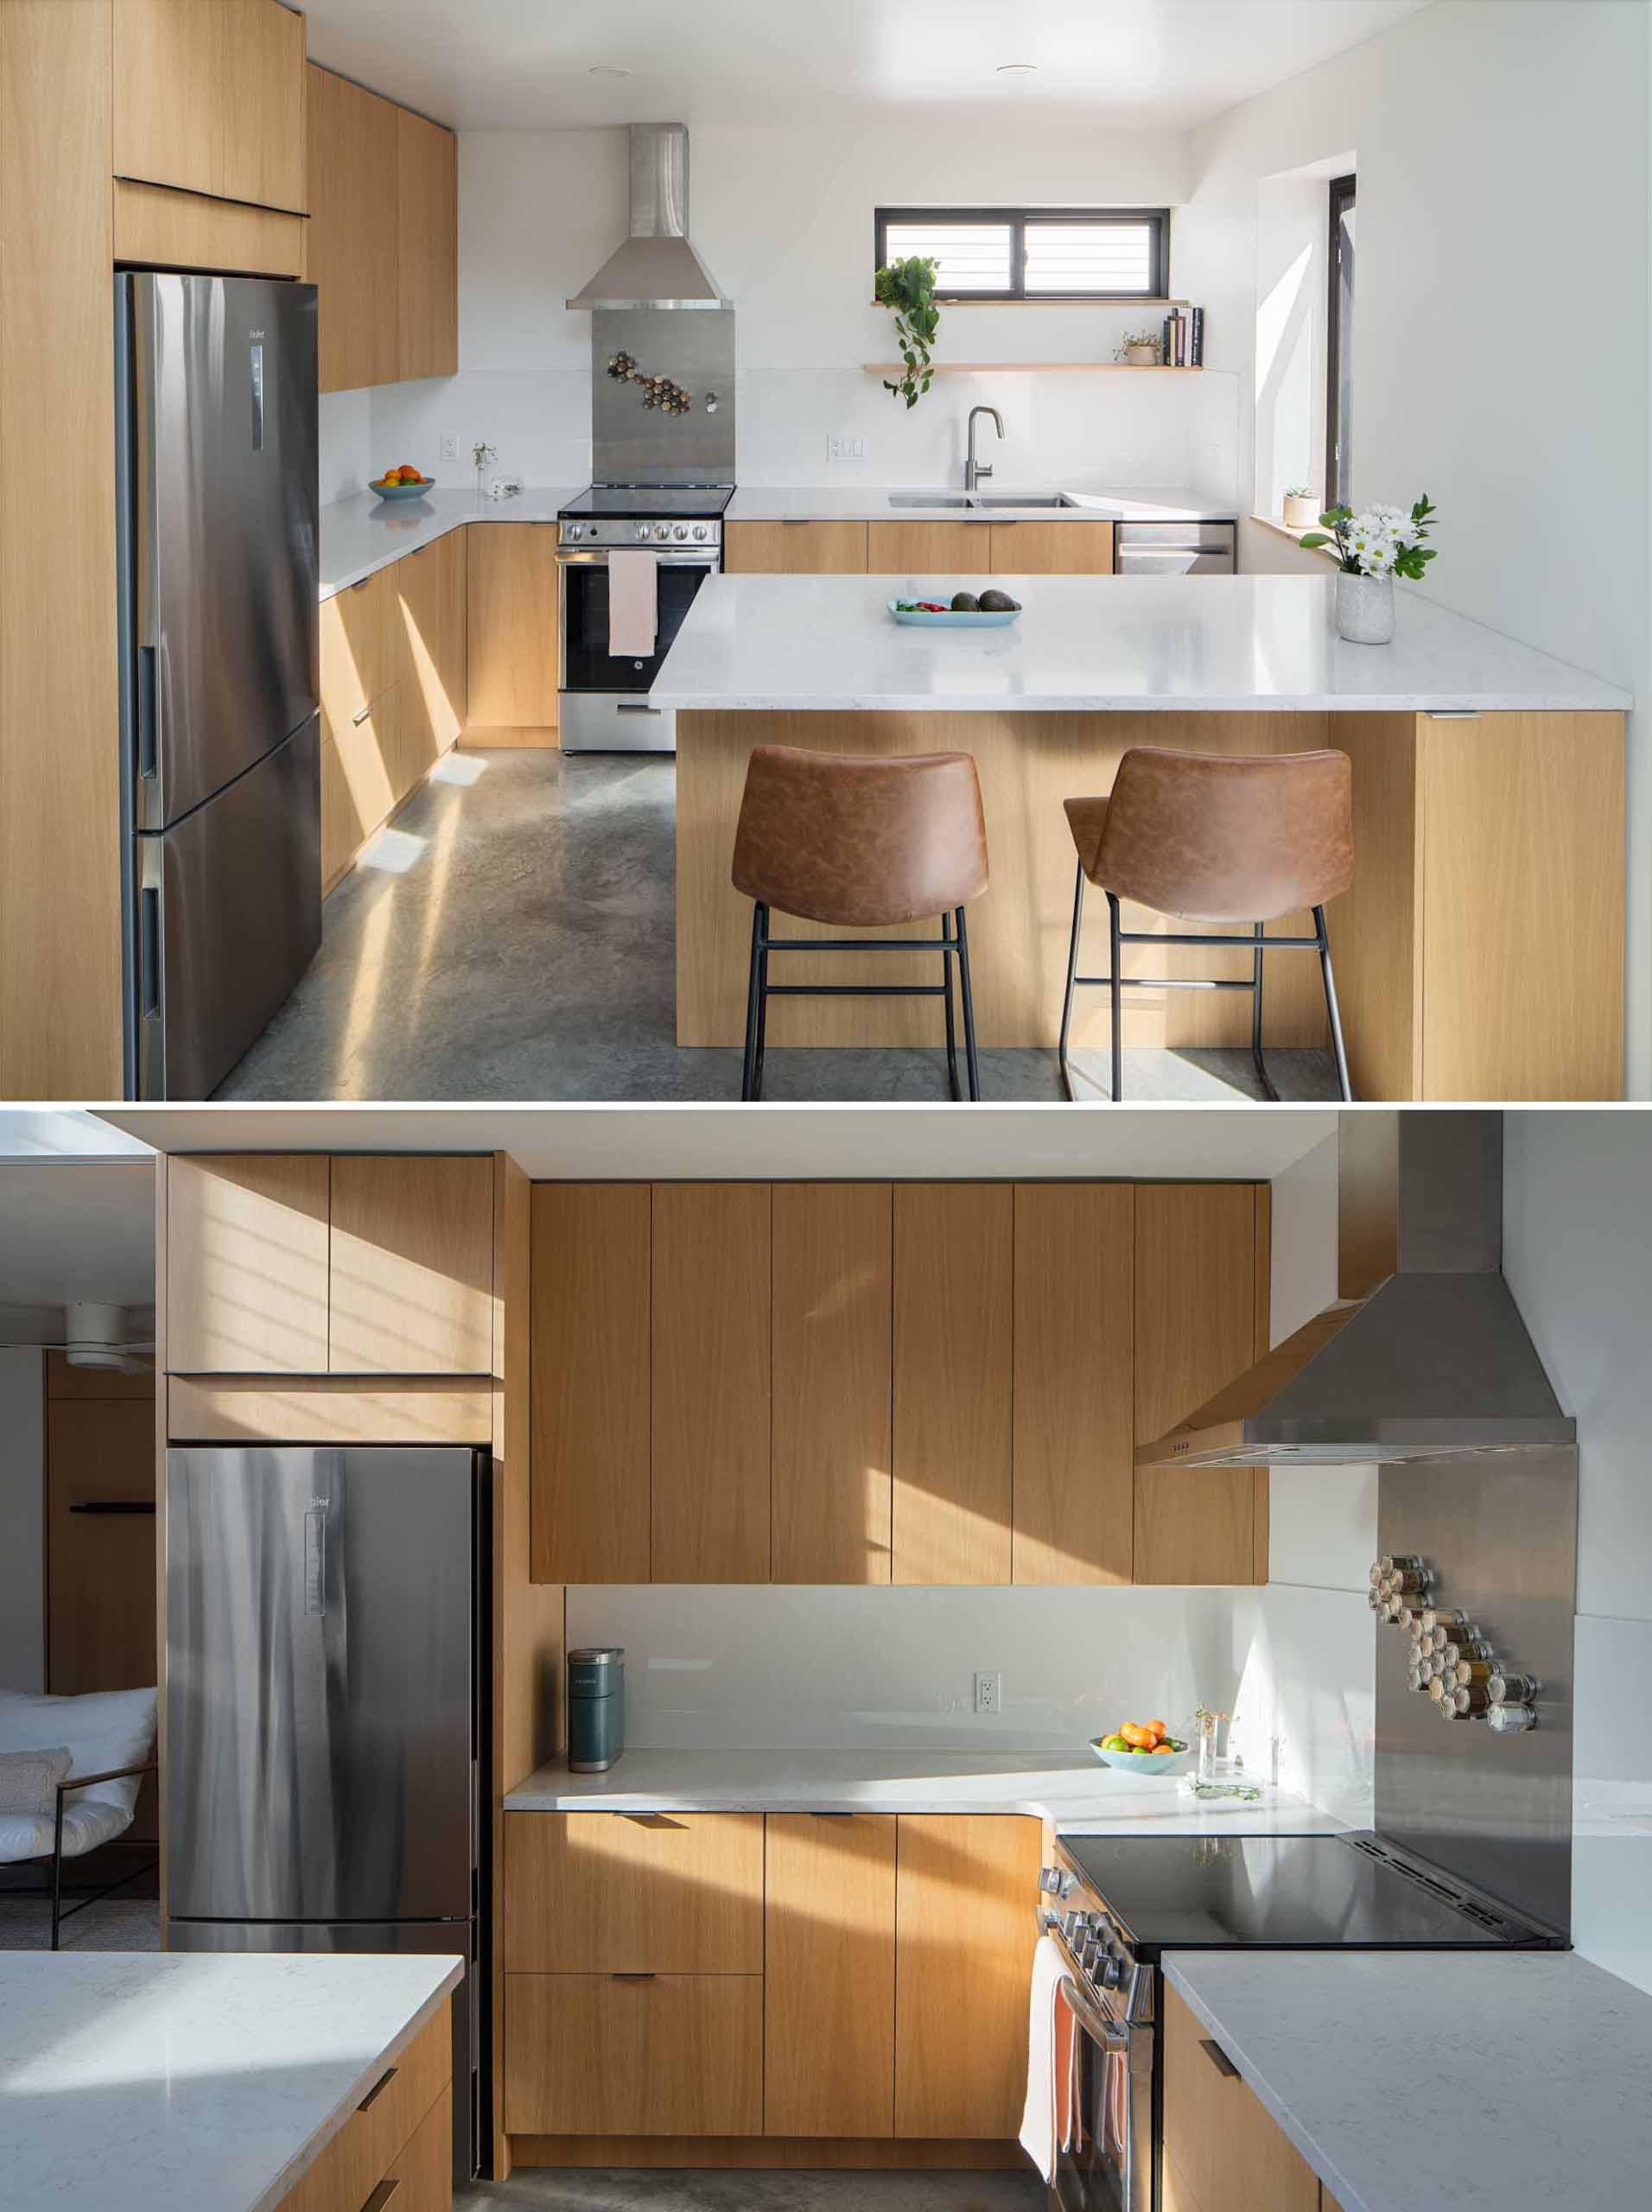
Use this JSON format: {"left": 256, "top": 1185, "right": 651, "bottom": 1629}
{"left": 828, "top": 433, "right": 867, "bottom": 463}
{"left": 974, "top": 1670, "right": 1001, "bottom": 1716}
{"left": 439, "top": 435, "right": 459, "bottom": 461}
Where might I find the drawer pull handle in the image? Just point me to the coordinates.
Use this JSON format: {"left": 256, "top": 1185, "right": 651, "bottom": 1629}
{"left": 1199, "top": 2038, "right": 1240, "bottom": 2080}
{"left": 352, "top": 703, "right": 373, "bottom": 726}
{"left": 359, "top": 2182, "right": 402, "bottom": 2212}
{"left": 359, "top": 2064, "right": 397, "bottom": 2108}
{"left": 351, "top": 576, "right": 372, "bottom": 592}
{"left": 613, "top": 1973, "right": 657, "bottom": 1981}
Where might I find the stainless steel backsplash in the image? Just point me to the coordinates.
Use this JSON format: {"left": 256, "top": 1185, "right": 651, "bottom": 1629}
{"left": 592, "top": 308, "right": 736, "bottom": 484}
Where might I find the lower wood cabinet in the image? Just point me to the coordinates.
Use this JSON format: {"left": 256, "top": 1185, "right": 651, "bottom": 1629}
{"left": 505, "top": 1812, "right": 765, "bottom": 1974}
{"left": 394, "top": 528, "right": 467, "bottom": 785}
{"left": 1162, "top": 1985, "right": 1318, "bottom": 2212}
{"left": 506, "top": 1974, "right": 763, "bottom": 2137}
{"left": 467, "top": 524, "right": 561, "bottom": 733}
{"left": 276, "top": 2001, "right": 452, "bottom": 2211}
{"left": 764, "top": 1814, "right": 896, "bottom": 2138}
{"left": 990, "top": 518, "right": 1115, "bottom": 574}
{"left": 726, "top": 517, "right": 1117, "bottom": 575}
{"left": 725, "top": 519, "right": 869, "bottom": 573}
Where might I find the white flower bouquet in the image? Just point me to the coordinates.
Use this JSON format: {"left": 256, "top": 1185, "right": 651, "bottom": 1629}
{"left": 1300, "top": 494, "right": 1438, "bottom": 581}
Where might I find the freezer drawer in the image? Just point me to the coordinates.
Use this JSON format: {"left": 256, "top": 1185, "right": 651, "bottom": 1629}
{"left": 132, "top": 714, "right": 321, "bottom": 1098}
{"left": 1115, "top": 519, "right": 1236, "bottom": 575}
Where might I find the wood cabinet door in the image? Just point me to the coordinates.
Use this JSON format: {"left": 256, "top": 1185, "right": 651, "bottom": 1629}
{"left": 321, "top": 572, "right": 392, "bottom": 737}
{"left": 505, "top": 1811, "right": 765, "bottom": 1974}
{"left": 384, "top": 2079, "right": 452, "bottom": 2212}
{"left": 1162, "top": 1986, "right": 1318, "bottom": 2212}
{"left": 1134, "top": 1183, "right": 1266, "bottom": 1586}
{"left": 218, "top": 0, "right": 308, "bottom": 214}
{"left": 529, "top": 1184, "right": 651, "bottom": 1585}
{"left": 991, "top": 519, "right": 1115, "bottom": 574}
{"left": 396, "top": 107, "right": 459, "bottom": 382}
{"left": 394, "top": 532, "right": 467, "bottom": 788}
{"left": 308, "top": 64, "right": 398, "bottom": 394}
{"left": 651, "top": 1183, "right": 771, "bottom": 1582}
{"left": 725, "top": 520, "right": 869, "bottom": 574}
{"left": 891, "top": 1185, "right": 1012, "bottom": 1583}
{"left": 893, "top": 1815, "right": 1041, "bottom": 2139}
{"left": 505, "top": 1974, "right": 763, "bottom": 2136}
{"left": 466, "top": 524, "right": 560, "bottom": 729}
{"left": 867, "top": 518, "right": 993, "bottom": 573}
{"left": 321, "top": 688, "right": 399, "bottom": 888}
{"left": 772, "top": 1182, "right": 893, "bottom": 1583}
{"left": 1013, "top": 1182, "right": 1134, "bottom": 1583}
{"left": 328, "top": 1155, "right": 494, "bottom": 1375}
{"left": 112, "top": 0, "right": 220, "bottom": 198}
{"left": 765, "top": 1814, "right": 896, "bottom": 2137}
{"left": 167, "top": 1154, "right": 331, "bottom": 1374}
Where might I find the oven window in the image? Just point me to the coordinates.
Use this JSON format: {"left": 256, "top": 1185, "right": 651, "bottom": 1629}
{"left": 562, "top": 561, "right": 712, "bottom": 692}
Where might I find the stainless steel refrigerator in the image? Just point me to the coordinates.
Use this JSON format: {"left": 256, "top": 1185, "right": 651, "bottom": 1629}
{"left": 116, "top": 271, "right": 321, "bottom": 1099}
{"left": 165, "top": 1446, "right": 490, "bottom": 2180}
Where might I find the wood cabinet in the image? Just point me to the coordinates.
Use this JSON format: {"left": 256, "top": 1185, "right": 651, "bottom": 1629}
{"left": 504, "top": 1811, "right": 765, "bottom": 1975}
{"left": 867, "top": 518, "right": 994, "bottom": 572}
{"left": 167, "top": 1154, "right": 493, "bottom": 1377}
{"left": 466, "top": 525, "right": 562, "bottom": 732}
{"left": 1134, "top": 1183, "right": 1268, "bottom": 1586}
{"left": 1012, "top": 1182, "right": 1134, "bottom": 1584}
{"left": 765, "top": 1814, "right": 896, "bottom": 2137}
{"left": 893, "top": 1814, "right": 1042, "bottom": 2139}
{"left": 113, "top": 0, "right": 307, "bottom": 216}
{"left": 1162, "top": 1985, "right": 1318, "bottom": 2212}
{"left": 276, "top": 2000, "right": 453, "bottom": 2212}
{"left": 891, "top": 1184, "right": 1013, "bottom": 1583}
{"left": 529, "top": 1183, "right": 651, "bottom": 1584}
{"left": 393, "top": 528, "right": 467, "bottom": 786}
{"left": 321, "top": 571, "right": 394, "bottom": 732}
{"left": 726, "top": 520, "right": 869, "bottom": 574}
{"left": 306, "top": 63, "right": 398, "bottom": 395}
{"left": 992, "top": 519, "right": 1115, "bottom": 574}
{"left": 651, "top": 1183, "right": 772, "bottom": 1582}
{"left": 506, "top": 1973, "right": 764, "bottom": 2137}
{"left": 396, "top": 105, "right": 459, "bottom": 383}
{"left": 321, "top": 690, "right": 398, "bottom": 890}
{"left": 771, "top": 1183, "right": 893, "bottom": 1584}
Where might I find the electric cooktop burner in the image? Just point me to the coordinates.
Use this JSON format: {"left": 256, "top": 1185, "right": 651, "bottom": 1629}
{"left": 560, "top": 484, "right": 735, "bottom": 519}
{"left": 1058, "top": 1832, "right": 1560, "bottom": 1956}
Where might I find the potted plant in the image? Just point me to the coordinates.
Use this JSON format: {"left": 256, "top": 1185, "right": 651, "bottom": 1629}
{"left": 1282, "top": 485, "right": 1318, "bottom": 529}
{"left": 1116, "top": 331, "right": 1160, "bottom": 365}
{"left": 1300, "top": 494, "right": 1439, "bottom": 643}
{"left": 874, "top": 256, "right": 940, "bottom": 410}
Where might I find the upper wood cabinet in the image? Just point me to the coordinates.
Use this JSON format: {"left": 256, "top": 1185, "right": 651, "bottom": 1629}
{"left": 765, "top": 1814, "right": 896, "bottom": 2138}
{"left": 1162, "top": 1985, "right": 1318, "bottom": 2212}
{"left": 771, "top": 1183, "right": 893, "bottom": 1583}
{"left": 652, "top": 1183, "right": 772, "bottom": 1582}
{"left": 725, "top": 520, "right": 869, "bottom": 574}
{"left": 396, "top": 105, "right": 459, "bottom": 382}
{"left": 167, "top": 1154, "right": 493, "bottom": 1376}
{"left": 891, "top": 1184, "right": 1013, "bottom": 1584}
{"left": 1012, "top": 1182, "right": 1134, "bottom": 1584}
{"left": 1134, "top": 1183, "right": 1268, "bottom": 1586}
{"left": 114, "top": 1, "right": 308, "bottom": 215}
{"left": 466, "top": 525, "right": 561, "bottom": 732}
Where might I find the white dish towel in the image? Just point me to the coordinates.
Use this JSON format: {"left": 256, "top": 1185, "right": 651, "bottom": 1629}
{"left": 607, "top": 550, "right": 659, "bottom": 658}
{"left": 1019, "top": 1931, "right": 1078, "bottom": 2183}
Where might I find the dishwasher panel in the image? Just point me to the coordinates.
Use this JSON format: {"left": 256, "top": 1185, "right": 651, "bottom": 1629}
{"left": 1115, "top": 521, "right": 1236, "bottom": 575}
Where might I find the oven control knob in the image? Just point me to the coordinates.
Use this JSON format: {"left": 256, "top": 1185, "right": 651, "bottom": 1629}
{"left": 691, "top": 523, "right": 708, "bottom": 541}
{"left": 1099, "top": 1953, "right": 1123, "bottom": 1989}
{"left": 654, "top": 523, "right": 671, "bottom": 542}
{"left": 635, "top": 524, "right": 651, "bottom": 542}
{"left": 673, "top": 524, "right": 689, "bottom": 540}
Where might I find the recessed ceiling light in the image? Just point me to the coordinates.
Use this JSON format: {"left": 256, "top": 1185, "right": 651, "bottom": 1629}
{"left": 588, "top": 64, "right": 632, "bottom": 79}
{"left": 996, "top": 61, "right": 1039, "bottom": 75}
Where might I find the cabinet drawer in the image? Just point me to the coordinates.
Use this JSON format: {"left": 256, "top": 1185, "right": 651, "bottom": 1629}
{"left": 505, "top": 1974, "right": 762, "bottom": 2137}
{"left": 322, "top": 690, "right": 401, "bottom": 888}
{"left": 276, "top": 2002, "right": 451, "bottom": 2212}
{"left": 1162, "top": 1986, "right": 1318, "bottom": 2212}
{"left": 505, "top": 1812, "right": 765, "bottom": 1973}
{"left": 322, "top": 572, "right": 395, "bottom": 734}
{"left": 384, "top": 2076, "right": 453, "bottom": 2211}
{"left": 725, "top": 520, "right": 868, "bottom": 574}
{"left": 989, "top": 519, "right": 1114, "bottom": 575}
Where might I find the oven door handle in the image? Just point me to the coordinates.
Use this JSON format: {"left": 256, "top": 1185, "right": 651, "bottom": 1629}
{"left": 1042, "top": 1920, "right": 1134, "bottom": 2053}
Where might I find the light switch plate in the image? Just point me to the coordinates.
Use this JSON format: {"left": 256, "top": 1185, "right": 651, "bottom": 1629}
{"left": 828, "top": 433, "right": 867, "bottom": 463}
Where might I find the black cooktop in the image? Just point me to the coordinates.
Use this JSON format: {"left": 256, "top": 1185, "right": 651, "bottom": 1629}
{"left": 1060, "top": 1832, "right": 1560, "bottom": 1955}
{"left": 561, "top": 484, "right": 734, "bottom": 519}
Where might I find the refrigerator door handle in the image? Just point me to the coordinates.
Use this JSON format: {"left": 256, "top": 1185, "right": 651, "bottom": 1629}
{"left": 250, "top": 340, "right": 265, "bottom": 452}
{"left": 304, "top": 1498, "right": 327, "bottom": 1616}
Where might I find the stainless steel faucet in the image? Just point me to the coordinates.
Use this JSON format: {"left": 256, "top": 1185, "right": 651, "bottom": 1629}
{"left": 966, "top": 405, "right": 1004, "bottom": 493}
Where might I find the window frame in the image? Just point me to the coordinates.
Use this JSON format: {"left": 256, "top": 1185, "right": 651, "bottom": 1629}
{"left": 874, "top": 206, "right": 1171, "bottom": 303}
{"left": 1325, "top": 173, "right": 1356, "bottom": 509}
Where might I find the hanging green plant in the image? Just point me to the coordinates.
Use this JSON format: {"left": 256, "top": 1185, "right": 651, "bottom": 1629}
{"left": 875, "top": 255, "right": 941, "bottom": 410}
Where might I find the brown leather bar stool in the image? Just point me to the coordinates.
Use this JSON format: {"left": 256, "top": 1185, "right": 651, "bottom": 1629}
{"left": 732, "top": 745, "right": 989, "bottom": 1101}
{"left": 1058, "top": 747, "right": 1355, "bottom": 1103}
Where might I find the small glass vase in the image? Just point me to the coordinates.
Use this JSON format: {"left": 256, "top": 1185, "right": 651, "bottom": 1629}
{"left": 1336, "top": 569, "right": 1395, "bottom": 645}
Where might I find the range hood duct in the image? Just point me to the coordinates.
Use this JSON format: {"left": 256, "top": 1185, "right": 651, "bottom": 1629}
{"left": 567, "top": 123, "right": 731, "bottom": 311}
{"left": 1135, "top": 1112, "right": 1573, "bottom": 1470}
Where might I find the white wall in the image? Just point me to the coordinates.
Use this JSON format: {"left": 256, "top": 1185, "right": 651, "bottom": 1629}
{"left": 1179, "top": 0, "right": 1652, "bottom": 1091}
{"left": 0, "top": 1349, "right": 45, "bottom": 1693}
{"left": 1504, "top": 1109, "right": 1652, "bottom": 1999}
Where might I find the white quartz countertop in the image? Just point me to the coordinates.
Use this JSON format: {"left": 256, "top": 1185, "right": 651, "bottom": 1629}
{"left": 1165, "top": 1950, "right": 1652, "bottom": 2212}
{"left": 504, "top": 1748, "right": 1347, "bottom": 1837}
{"left": 652, "top": 571, "right": 1632, "bottom": 715}
{"left": 0, "top": 1950, "right": 462, "bottom": 2212}
{"left": 725, "top": 483, "right": 1238, "bottom": 523}
{"left": 318, "top": 486, "right": 579, "bottom": 599}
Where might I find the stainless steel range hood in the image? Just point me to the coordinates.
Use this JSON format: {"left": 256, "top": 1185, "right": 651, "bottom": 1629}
{"left": 1135, "top": 1112, "right": 1574, "bottom": 1470}
{"left": 567, "top": 123, "right": 731, "bottom": 311}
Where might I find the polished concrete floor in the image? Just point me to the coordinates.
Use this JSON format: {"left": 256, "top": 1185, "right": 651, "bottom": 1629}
{"left": 219, "top": 748, "right": 1341, "bottom": 1103}
{"left": 457, "top": 2172, "right": 1040, "bottom": 2211}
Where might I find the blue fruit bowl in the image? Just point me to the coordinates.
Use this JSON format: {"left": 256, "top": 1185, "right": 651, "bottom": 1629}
{"left": 886, "top": 596, "right": 1022, "bottom": 627}
{"left": 371, "top": 476, "right": 435, "bottom": 500}
{"left": 1090, "top": 1738, "right": 1197, "bottom": 1777}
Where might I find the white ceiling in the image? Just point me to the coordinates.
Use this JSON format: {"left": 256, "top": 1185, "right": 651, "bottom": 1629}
{"left": 0, "top": 1161, "right": 156, "bottom": 1312}
{"left": 99, "top": 1107, "right": 1337, "bottom": 1182}
{"left": 302, "top": 0, "right": 1432, "bottom": 132}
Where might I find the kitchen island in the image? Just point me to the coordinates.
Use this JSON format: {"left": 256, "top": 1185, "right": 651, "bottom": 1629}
{"left": 655, "top": 571, "right": 1630, "bottom": 1099}
{"left": 0, "top": 1950, "right": 461, "bottom": 2212}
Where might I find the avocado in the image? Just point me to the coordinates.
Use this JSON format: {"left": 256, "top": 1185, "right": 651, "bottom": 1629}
{"left": 977, "top": 588, "right": 1018, "bottom": 612}
{"left": 950, "top": 590, "right": 981, "bottom": 612}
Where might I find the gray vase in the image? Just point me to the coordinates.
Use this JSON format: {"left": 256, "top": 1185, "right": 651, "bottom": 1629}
{"left": 1336, "top": 569, "right": 1395, "bottom": 645}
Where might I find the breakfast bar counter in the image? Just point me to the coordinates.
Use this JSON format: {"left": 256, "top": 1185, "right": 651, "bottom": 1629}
{"left": 655, "top": 572, "right": 1630, "bottom": 1098}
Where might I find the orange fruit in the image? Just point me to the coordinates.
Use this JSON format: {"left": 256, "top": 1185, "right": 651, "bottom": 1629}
{"left": 1145, "top": 1718, "right": 1167, "bottom": 1737}
{"left": 1151, "top": 1743, "right": 1177, "bottom": 1756}
{"left": 1120, "top": 1723, "right": 1147, "bottom": 1747}
{"left": 397, "top": 463, "right": 421, "bottom": 480}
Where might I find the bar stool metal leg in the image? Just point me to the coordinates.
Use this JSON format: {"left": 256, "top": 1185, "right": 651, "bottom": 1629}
{"left": 941, "top": 916, "right": 961, "bottom": 1101}
{"left": 1058, "top": 861, "right": 1085, "bottom": 1103}
{"left": 956, "top": 906, "right": 982, "bottom": 1101}
{"left": 1108, "top": 893, "right": 1124, "bottom": 1103}
{"left": 1250, "top": 919, "right": 1280, "bottom": 1103}
{"left": 1314, "top": 905, "right": 1355, "bottom": 1101}
{"left": 740, "top": 902, "right": 764, "bottom": 1101}
{"left": 753, "top": 904, "right": 771, "bottom": 1098}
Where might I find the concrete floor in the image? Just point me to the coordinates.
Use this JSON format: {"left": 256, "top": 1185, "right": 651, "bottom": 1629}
{"left": 219, "top": 748, "right": 1341, "bottom": 1104}
{"left": 457, "top": 2173, "right": 1040, "bottom": 2212}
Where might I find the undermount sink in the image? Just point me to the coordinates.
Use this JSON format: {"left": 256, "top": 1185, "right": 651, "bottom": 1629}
{"left": 885, "top": 492, "right": 1078, "bottom": 510}
{"left": 886, "top": 493, "right": 975, "bottom": 507}
{"left": 973, "top": 494, "right": 1077, "bottom": 509}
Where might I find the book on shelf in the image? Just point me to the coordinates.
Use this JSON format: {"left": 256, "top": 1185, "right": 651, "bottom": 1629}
{"left": 1160, "top": 304, "right": 1204, "bottom": 366}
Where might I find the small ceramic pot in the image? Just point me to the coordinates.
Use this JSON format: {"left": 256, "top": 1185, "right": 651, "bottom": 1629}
{"left": 1336, "top": 569, "right": 1395, "bottom": 645}
{"left": 1125, "top": 343, "right": 1160, "bottom": 365}
{"left": 1283, "top": 493, "right": 1318, "bottom": 529}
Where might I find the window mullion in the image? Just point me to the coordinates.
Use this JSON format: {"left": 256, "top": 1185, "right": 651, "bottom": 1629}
{"left": 1010, "top": 217, "right": 1027, "bottom": 302}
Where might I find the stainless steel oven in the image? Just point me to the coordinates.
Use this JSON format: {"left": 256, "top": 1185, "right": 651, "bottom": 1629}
{"left": 1039, "top": 1873, "right": 1155, "bottom": 2212}
{"left": 556, "top": 502, "right": 724, "bottom": 753}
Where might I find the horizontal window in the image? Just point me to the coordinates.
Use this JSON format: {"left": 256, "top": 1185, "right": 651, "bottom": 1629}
{"left": 875, "top": 207, "right": 1169, "bottom": 302}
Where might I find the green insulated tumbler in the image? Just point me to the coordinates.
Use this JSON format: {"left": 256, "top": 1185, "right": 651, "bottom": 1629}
{"left": 567, "top": 1646, "right": 626, "bottom": 1772}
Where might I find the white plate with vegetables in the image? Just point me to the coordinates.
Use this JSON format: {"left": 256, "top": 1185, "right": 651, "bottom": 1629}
{"left": 888, "top": 589, "right": 1022, "bottom": 627}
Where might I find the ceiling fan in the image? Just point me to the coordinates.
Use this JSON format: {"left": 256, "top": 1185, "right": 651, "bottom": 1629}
{"left": 0, "top": 1301, "right": 156, "bottom": 1374}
